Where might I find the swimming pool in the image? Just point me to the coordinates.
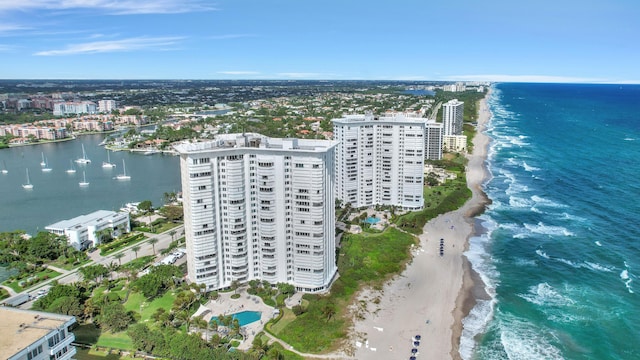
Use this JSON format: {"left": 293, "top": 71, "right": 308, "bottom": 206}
{"left": 211, "top": 310, "right": 262, "bottom": 326}
{"left": 364, "top": 216, "right": 381, "bottom": 224}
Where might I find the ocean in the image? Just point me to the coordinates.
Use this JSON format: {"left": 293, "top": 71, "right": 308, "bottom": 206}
{"left": 461, "top": 83, "right": 640, "bottom": 360}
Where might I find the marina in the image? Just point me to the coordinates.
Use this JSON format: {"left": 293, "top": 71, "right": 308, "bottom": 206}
{"left": 0, "top": 134, "right": 181, "bottom": 234}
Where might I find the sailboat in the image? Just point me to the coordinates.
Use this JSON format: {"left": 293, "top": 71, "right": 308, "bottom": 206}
{"left": 40, "top": 152, "right": 46, "bottom": 167}
{"left": 1, "top": 161, "right": 7, "bottom": 174}
{"left": 66, "top": 160, "right": 76, "bottom": 174}
{"left": 79, "top": 171, "right": 89, "bottom": 187}
{"left": 102, "top": 150, "right": 116, "bottom": 168}
{"left": 41, "top": 157, "right": 52, "bottom": 172}
{"left": 22, "top": 169, "right": 33, "bottom": 189}
{"left": 116, "top": 159, "right": 130, "bottom": 180}
{"left": 75, "top": 144, "right": 91, "bottom": 164}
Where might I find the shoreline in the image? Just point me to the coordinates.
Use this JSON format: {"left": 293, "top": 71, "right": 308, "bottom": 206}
{"left": 351, "top": 89, "right": 493, "bottom": 360}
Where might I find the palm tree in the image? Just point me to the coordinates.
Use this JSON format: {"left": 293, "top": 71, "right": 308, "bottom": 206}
{"left": 148, "top": 238, "right": 159, "bottom": 254}
{"left": 114, "top": 252, "right": 125, "bottom": 266}
{"left": 106, "top": 261, "right": 118, "bottom": 280}
{"left": 169, "top": 230, "right": 177, "bottom": 242}
{"left": 131, "top": 245, "right": 141, "bottom": 259}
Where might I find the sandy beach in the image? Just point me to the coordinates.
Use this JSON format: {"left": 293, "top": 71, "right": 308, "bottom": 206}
{"left": 351, "top": 90, "right": 492, "bottom": 360}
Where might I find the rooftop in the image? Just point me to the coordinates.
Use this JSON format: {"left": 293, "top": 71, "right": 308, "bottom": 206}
{"left": 45, "top": 209, "right": 126, "bottom": 231}
{"left": 332, "top": 113, "right": 433, "bottom": 125}
{"left": 174, "top": 133, "right": 338, "bottom": 154}
{"left": 0, "top": 307, "right": 75, "bottom": 360}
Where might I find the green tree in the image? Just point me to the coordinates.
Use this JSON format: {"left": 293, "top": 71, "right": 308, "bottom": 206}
{"left": 131, "top": 245, "right": 141, "bottom": 259}
{"left": 149, "top": 238, "right": 159, "bottom": 254}
{"left": 46, "top": 296, "right": 84, "bottom": 318}
{"left": 114, "top": 252, "right": 125, "bottom": 266}
{"left": 138, "top": 200, "right": 153, "bottom": 213}
{"left": 79, "top": 264, "right": 109, "bottom": 284}
{"left": 97, "top": 302, "right": 133, "bottom": 332}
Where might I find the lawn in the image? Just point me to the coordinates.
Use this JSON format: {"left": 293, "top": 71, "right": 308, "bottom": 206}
{"left": 75, "top": 348, "right": 132, "bottom": 360}
{"left": 75, "top": 323, "right": 132, "bottom": 350}
{"left": 2, "top": 268, "right": 61, "bottom": 292}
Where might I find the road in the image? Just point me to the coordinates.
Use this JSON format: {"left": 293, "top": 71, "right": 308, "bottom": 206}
{"left": 2, "top": 224, "right": 184, "bottom": 308}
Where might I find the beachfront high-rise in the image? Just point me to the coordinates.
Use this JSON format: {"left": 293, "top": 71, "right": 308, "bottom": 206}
{"left": 174, "top": 134, "right": 338, "bottom": 293}
{"left": 442, "top": 99, "right": 464, "bottom": 136}
{"left": 333, "top": 113, "right": 431, "bottom": 210}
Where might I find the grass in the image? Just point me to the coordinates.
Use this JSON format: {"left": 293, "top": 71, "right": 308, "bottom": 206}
{"left": 2, "top": 268, "right": 61, "bottom": 292}
{"left": 269, "top": 307, "right": 296, "bottom": 334}
{"left": 50, "top": 257, "right": 91, "bottom": 271}
{"left": 0, "top": 288, "right": 10, "bottom": 300}
{"left": 74, "top": 348, "right": 132, "bottom": 360}
{"left": 100, "top": 233, "right": 147, "bottom": 256}
{"left": 275, "top": 227, "right": 417, "bottom": 353}
{"left": 96, "top": 331, "right": 133, "bottom": 350}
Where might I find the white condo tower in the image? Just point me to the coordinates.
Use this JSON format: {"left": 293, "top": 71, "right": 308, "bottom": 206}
{"left": 174, "top": 133, "right": 338, "bottom": 293}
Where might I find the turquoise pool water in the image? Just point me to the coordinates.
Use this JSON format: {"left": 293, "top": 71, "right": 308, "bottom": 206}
{"left": 364, "top": 217, "right": 381, "bottom": 224}
{"left": 211, "top": 310, "right": 262, "bottom": 326}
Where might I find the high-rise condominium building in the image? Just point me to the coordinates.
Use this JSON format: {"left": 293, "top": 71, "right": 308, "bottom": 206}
{"left": 174, "top": 133, "right": 338, "bottom": 293}
{"left": 442, "top": 99, "right": 464, "bottom": 136}
{"left": 425, "top": 121, "right": 443, "bottom": 160}
{"left": 333, "top": 113, "right": 429, "bottom": 210}
{"left": 98, "top": 99, "right": 116, "bottom": 113}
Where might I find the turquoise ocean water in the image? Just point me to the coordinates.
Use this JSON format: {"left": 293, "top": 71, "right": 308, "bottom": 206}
{"left": 462, "top": 83, "right": 640, "bottom": 359}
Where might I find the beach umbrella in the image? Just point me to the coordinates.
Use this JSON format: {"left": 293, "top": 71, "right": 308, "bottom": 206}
{"left": 414, "top": 341, "right": 420, "bottom": 347}
{"left": 411, "top": 348, "right": 418, "bottom": 354}
{"left": 414, "top": 335, "right": 421, "bottom": 340}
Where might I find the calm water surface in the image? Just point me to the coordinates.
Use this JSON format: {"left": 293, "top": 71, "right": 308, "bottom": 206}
{"left": 0, "top": 134, "right": 182, "bottom": 235}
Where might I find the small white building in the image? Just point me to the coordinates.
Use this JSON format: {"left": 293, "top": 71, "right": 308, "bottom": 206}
{"left": 45, "top": 210, "right": 130, "bottom": 250}
{"left": 1, "top": 307, "right": 77, "bottom": 360}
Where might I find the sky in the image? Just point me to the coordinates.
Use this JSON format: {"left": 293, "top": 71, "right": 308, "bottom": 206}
{"left": 0, "top": 0, "right": 639, "bottom": 83}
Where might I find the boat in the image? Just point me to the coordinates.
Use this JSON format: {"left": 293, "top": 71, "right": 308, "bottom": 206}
{"left": 40, "top": 152, "right": 46, "bottom": 167}
{"left": 102, "top": 150, "right": 116, "bottom": 168}
{"left": 75, "top": 144, "right": 91, "bottom": 164}
{"left": 79, "top": 171, "right": 89, "bottom": 187}
{"left": 1, "top": 161, "right": 7, "bottom": 174}
{"left": 41, "top": 157, "right": 52, "bottom": 172}
{"left": 115, "top": 159, "right": 131, "bottom": 180}
{"left": 22, "top": 169, "right": 33, "bottom": 189}
{"left": 144, "top": 149, "right": 160, "bottom": 155}
{"left": 66, "top": 160, "right": 76, "bottom": 174}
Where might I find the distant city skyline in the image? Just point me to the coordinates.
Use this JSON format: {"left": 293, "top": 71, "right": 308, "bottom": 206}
{"left": 0, "top": 0, "right": 638, "bottom": 83}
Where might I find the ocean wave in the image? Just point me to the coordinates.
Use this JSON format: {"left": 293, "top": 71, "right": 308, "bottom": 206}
{"left": 584, "top": 261, "right": 614, "bottom": 272}
{"left": 500, "top": 322, "right": 564, "bottom": 360}
{"left": 522, "top": 161, "right": 540, "bottom": 172}
{"left": 623, "top": 137, "right": 636, "bottom": 141}
{"left": 524, "top": 222, "right": 575, "bottom": 237}
{"left": 460, "top": 299, "right": 495, "bottom": 360}
{"left": 595, "top": 241, "right": 602, "bottom": 246}
{"left": 514, "top": 257, "right": 538, "bottom": 267}
{"left": 536, "top": 249, "right": 550, "bottom": 259}
{"left": 509, "top": 196, "right": 534, "bottom": 208}
{"left": 530, "top": 195, "right": 567, "bottom": 208}
{"left": 621, "top": 263, "right": 634, "bottom": 293}
{"left": 518, "top": 283, "right": 576, "bottom": 306}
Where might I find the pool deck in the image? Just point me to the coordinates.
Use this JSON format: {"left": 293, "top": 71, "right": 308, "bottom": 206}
{"left": 192, "top": 288, "right": 277, "bottom": 351}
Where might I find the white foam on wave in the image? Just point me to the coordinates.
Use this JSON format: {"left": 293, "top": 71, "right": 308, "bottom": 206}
{"left": 536, "top": 249, "right": 550, "bottom": 259}
{"left": 514, "top": 257, "right": 538, "bottom": 267}
{"left": 555, "top": 257, "right": 580, "bottom": 268}
{"left": 623, "top": 137, "right": 636, "bottom": 141}
{"left": 500, "top": 322, "right": 564, "bottom": 360}
{"left": 620, "top": 263, "right": 634, "bottom": 294}
{"left": 509, "top": 196, "right": 534, "bottom": 208}
{"left": 530, "top": 195, "right": 567, "bottom": 208}
{"left": 522, "top": 161, "right": 540, "bottom": 172}
{"left": 524, "top": 222, "right": 575, "bottom": 237}
{"left": 519, "top": 283, "right": 576, "bottom": 307}
{"left": 460, "top": 298, "right": 495, "bottom": 360}
{"left": 584, "top": 261, "right": 614, "bottom": 273}
{"left": 595, "top": 241, "right": 602, "bottom": 246}
{"left": 460, "top": 218, "right": 500, "bottom": 360}
{"left": 559, "top": 212, "right": 587, "bottom": 223}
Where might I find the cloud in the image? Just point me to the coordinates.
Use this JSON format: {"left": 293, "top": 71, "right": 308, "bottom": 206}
{"left": 34, "top": 36, "right": 183, "bottom": 55}
{"left": 0, "top": 24, "right": 30, "bottom": 34}
{"left": 443, "top": 74, "right": 611, "bottom": 83}
{"left": 218, "top": 71, "right": 260, "bottom": 75}
{"left": 0, "top": 44, "right": 13, "bottom": 52}
{"left": 0, "top": 0, "right": 216, "bottom": 15}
